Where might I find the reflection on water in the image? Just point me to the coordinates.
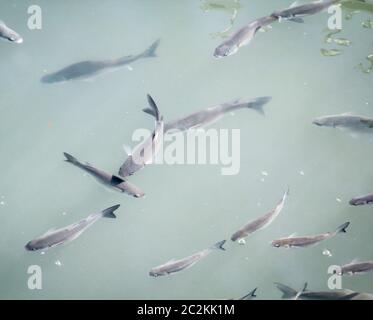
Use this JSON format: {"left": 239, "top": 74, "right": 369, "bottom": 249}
{"left": 362, "top": 19, "right": 373, "bottom": 27}
{"left": 321, "top": 48, "right": 342, "bottom": 56}
{"left": 357, "top": 54, "right": 373, "bottom": 73}
{"left": 200, "top": 0, "right": 241, "bottom": 38}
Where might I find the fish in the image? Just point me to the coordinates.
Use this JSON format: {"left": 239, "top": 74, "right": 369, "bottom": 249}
{"left": 25, "top": 205, "right": 120, "bottom": 251}
{"left": 231, "top": 189, "right": 288, "bottom": 242}
{"left": 41, "top": 39, "right": 160, "bottom": 83}
{"left": 119, "top": 94, "right": 164, "bottom": 177}
{"left": 0, "top": 20, "right": 23, "bottom": 44}
{"left": 313, "top": 113, "right": 373, "bottom": 131}
{"left": 271, "top": 0, "right": 341, "bottom": 23}
{"left": 228, "top": 287, "right": 258, "bottom": 300}
{"left": 237, "top": 287, "right": 258, "bottom": 300}
{"left": 349, "top": 193, "right": 373, "bottom": 206}
{"left": 63, "top": 152, "right": 144, "bottom": 198}
{"left": 271, "top": 222, "right": 350, "bottom": 248}
{"left": 213, "top": 15, "right": 277, "bottom": 58}
{"left": 143, "top": 96, "right": 271, "bottom": 133}
{"left": 275, "top": 282, "right": 373, "bottom": 300}
{"left": 149, "top": 240, "right": 226, "bottom": 277}
{"left": 339, "top": 260, "right": 373, "bottom": 276}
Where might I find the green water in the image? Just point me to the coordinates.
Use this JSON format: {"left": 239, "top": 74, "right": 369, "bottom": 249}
{"left": 0, "top": 0, "right": 373, "bottom": 299}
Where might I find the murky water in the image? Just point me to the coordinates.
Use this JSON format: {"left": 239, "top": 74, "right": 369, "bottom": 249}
{"left": 1, "top": 0, "right": 373, "bottom": 300}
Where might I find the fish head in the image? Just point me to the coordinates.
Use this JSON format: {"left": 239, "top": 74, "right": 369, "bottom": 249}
{"left": 149, "top": 267, "right": 166, "bottom": 277}
{"left": 349, "top": 197, "right": 368, "bottom": 206}
{"left": 118, "top": 182, "right": 145, "bottom": 198}
{"left": 2, "top": 31, "right": 23, "bottom": 43}
{"left": 312, "top": 116, "right": 329, "bottom": 127}
{"left": 41, "top": 73, "right": 63, "bottom": 84}
{"left": 214, "top": 43, "right": 238, "bottom": 58}
{"left": 25, "top": 239, "right": 42, "bottom": 251}
{"left": 271, "top": 239, "right": 286, "bottom": 248}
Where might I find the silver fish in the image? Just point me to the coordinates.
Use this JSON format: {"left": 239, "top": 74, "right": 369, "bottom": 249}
{"left": 231, "top": 189, "right": 288, "bottom": 242}
{"left": 63, "top": 153, "right": 144, "bottom": 198}
{"left": 41, "top": 39, "right": 160, "bottom": 83}
{"left": 149, "top": 240, "right": 226, "bottom": 277}
{"left": 0, "top": 20, "right": 23, "bottom": 44}
{"left": 119, "top": 94, "right": 164, "bottom": 177}
{"left": 339, "top": 260, "right": 373, "bottom": 276}
{"left": 276, "top": 282, "right": 373, "bottom": 300}
{"left": 214, "top": 15, "right": 277, "bottom": 58}
{"left": 25, "top": 205, "right": 120, "bottom": 251}
{"left": 349, "top": 193, "right": 373, "bottom": 206}
{"left": 271, "top": 222, "right": 350, "bottom": 248}
{"left": 271, "top": 0, "right": 340, "bottom": 23}
{"left": 313, "top": 113, "right": 373, "bottom": 131}
{"left": 143, "top": 96, "right": 271, "bottom": 133}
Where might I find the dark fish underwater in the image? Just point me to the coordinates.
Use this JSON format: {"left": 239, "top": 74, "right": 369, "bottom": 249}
{"left": 41, "top": 39, "right": 160, "bottom": 83}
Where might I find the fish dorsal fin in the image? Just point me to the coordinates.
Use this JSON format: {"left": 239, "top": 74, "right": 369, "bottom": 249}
{"left": 288, "top": 233, "right": 297, "bottom": 238}
{"left": 111, "top": 175, "right": 125, "bottom": 185}
{"left": 342, "top": 112, "right": 352, "bottom": 116}
{"left": 289, "top": 1, "right": 299, "bottom": 8}
{"left": 348, "top": 258, "right": 360, "bottom": 265}
{"left": 43, "top": 228, "right": 57, "bottom": 236}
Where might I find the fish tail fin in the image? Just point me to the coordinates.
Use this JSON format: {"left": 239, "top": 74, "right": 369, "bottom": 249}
{"left": 147, "top": 94, "right": 161, "bottom": 121}
{"left": 142, "top": 39, "right": 160, "bottom": 58}
{"left": 212, "top": 240, "right": 226, "bottom": 251}
{"left": 274, "top": 282, "right": 298, "bottom": 299}
{"left": 247, "top": 96, "right": 272, "bottom": 116}
{"left": 245, "top": 287, "right": 258, "bottom": 299}
{"left": 63, "top": 152, "right": 80, "bottom": 165}
{"left": 142, "top": 107, "right": 157, "bottom": 118}
{"left": 102, "top": 205, "right": 120, "bottom": 219}
{"left": 335, "top": 221, "right": 350, "bottom": 234}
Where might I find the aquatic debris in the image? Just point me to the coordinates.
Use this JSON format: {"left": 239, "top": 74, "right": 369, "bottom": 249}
{"left": 324, "top": 28, "right": 350, "bottom": 47}
{"left": 0, "top": 201, "right": 5, "bottom": 206}
{"left": 299, "top": 170, "right": 305, "bottom": 176}
{"left": 201, "top": 0, "right": 241, "bottom": 39}
{"left": 345, "top": 10, "right": 360, "bottom": 20}
{"left": 362, "top": 20, "right": 373, "bottom": 29}
{"left": 238, "top": 238, "right": 246, "bottom": 245}
{"left": 261, "top": 171, "right": 268, "bottom": 176}
{"left": 55, "top": 260, "right": 62, "bottom": 267}
{"left": 336, "top": 198, "right": 342, "bottom": 203}
{"left": 321, "top": 48, "right": 342, "bottom": 57}
{"left": 357, "top": 54, "right": 373, "bottom": 74}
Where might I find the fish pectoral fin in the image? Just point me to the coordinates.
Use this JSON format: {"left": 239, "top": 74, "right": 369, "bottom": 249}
{"left": 111, "top": 175, "right": 125, "bottom": 185}
{"left": 287, "top": 17, "right": 304, "bottom": 23}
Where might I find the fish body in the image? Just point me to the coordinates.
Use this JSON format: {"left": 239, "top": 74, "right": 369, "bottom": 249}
{"left": 149, "top": 240, "right": 226, "bottom": 277}
{"left": 0, "top": 20, "right": 23, "bottom": 43}
{"left": 63, "top": 153, "right": 144, "bottom": 198}
{"left": 119, "top": 94, "right": 164, "bottom": 177}
{"left": 271, "top": 222, "right": 350, "bottom": 248}
{"left": 143, "top": 97, "right": 271, "bottom": 132}
{"left": 41, "top": 39, "right": 160, "bottom": 83}
{"left": 214, "top": 15, "right": 277, "bottom": 58}
{"left": 25, "top": 205, "right": 120, "bottom": 251}
{"left": 275, "top": 282, "right": 372, "bottom": 300}
{"left": 272, "top": 0, "right": 340, "bottom": 22}
{"left": 340, "top": 260, "right": 373, "bottom": 276}
{"left": 231, "top": 189, "right": 288, "bottom": 242}
{"left": 313, "top": 113, "right": 373, "bottom": 131}
{"left": 349, "top": 193, "right": 373, "bottom": 206}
